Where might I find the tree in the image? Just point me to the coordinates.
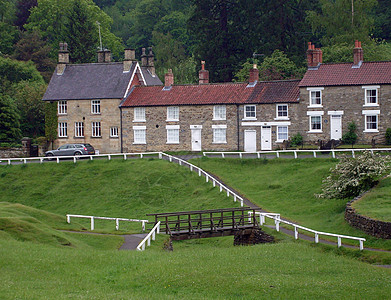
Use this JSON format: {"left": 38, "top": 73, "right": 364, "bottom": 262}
{"left": 342, "top": 121, "right": 358, "bottom": 147}
{"left": 63, "top": 0, "right": 98, "bottom": 63}
{"left": 0, "top": 21, "right": 19, "bottom": 55}
{"left": 14, "top": 0, "right": 38, "bottom": 30}
{"left": 0, "top": 94, "right": 22, "bottom": 142}
{"left": 44, "top": 101, "right": 57, "bottom": 147}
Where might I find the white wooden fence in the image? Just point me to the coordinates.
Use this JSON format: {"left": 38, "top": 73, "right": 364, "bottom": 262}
{"left": 248, "top": 211, "right": 366, "bottom": 250}
{"left": 203, "top": 148, "right": 391, "bottom": 159}
{"left": 137, "top": 221, "right": 161, "bottom": 251}
{"left": 66, "top": 214, "right": 148, "bottom": 231}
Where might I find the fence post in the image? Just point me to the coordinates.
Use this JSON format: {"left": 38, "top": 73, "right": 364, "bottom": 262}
{"left": 205, "top": 175, "right": 209, "bottom": 183}
{"left": 257, "top": 153, "right": 260, "bottom": 159}
{"left": 360, "top": 240, "right": 364, "bottom": 251}
{"left": 91, "top": 217, "right": 94, "bottom": 231}
{"left": 159, "top": 153, "right": 162, "bottom": 159}
{"left": 337, "top": 237, "right": 342, "bottom": 248}
{"left": 240, "top": 199, "right": 243, "bottom": 207}
{"left": 190, "top": 165, "right": 193, "bottom": 171}
{"left": 313, "top": 151, "right": 316, "bottom": 158}
{"left": 234, "top": 195, "right": 237, "bottom": 202}
{"left": 73, "top": 157, "right": 77, "bottom": 163}
{"left": 90, "top": 156, "right": 93, "bottom": 161}
{"left": 142, "top": 221, "right": 146, "bottom": 232}
{"left": 332, "top": 150, "right": 335, "bottom": 159}
{"left": 220, "top": 184, "right": 223, "bottom": 192}
{"left": 169, "top": 156, "right": 172, "bottom": 162}
{"left": 239, "top": 153, "right": 242, "bottom": 159}
{"left": 147, "top": 236, "right": 151, "bottom": 246}
{"left": 124, "top": 154, "right": 127, "bottom": 160}
{"left": 116, "top": 218, "right": 119, "bottom": 230}
{"left": 276, "top": 152, "right": 279, "bottom": 158}
{"left": 226, "top": 190, "right": 229, "bottom": 197}
{"left": 152, "top": 230, "right": 156, "bottom": 241}
{"left": 40, "top": 158, "right": 43, "bottom": 164}
{"left": 157, "top": 222, "right": 160, "bottom": 234}
{"left": 294, "top": 227, "right": 298, "bottom": 239}
{"left": 275, "top": 216, "right": 280, "bottom": 232}
{"left": 261, "top": 215, "right": 265, "bottom": 225}
{"left": 67, "top": 215, "right": 70, "bottom": 223}
{"left": 198, "top": 169, "right": 201, "bottom": 176}
{"left": 140, "top": 153, "right": 143, "bottom": 159}
{"left": 213, "top": 180, "right": 216, "bottom": 187}
{"left": 8, "top": 159, "right": 11, "bottom": 165}
{"left": 222, "top": 153, "right": 225, "bottom": 158}
{"left": 315, "top": 233, "right": 319, "bottom": 243}
{"left": 294, "top": 151, "right": 297, "bottom": 159}
{"left": 108, "top": 155, "right": 111, "bottom": 160}
{"left": 179, "top": 160, "right": 182, "bottom": 166}
{"left": 352, "top": 150, "right": 355, "bottom": 158}
{"left": 57, "top": 157, "right": 60, "bottom": 164}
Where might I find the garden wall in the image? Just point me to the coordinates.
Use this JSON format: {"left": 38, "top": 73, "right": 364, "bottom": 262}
{"left": 345, "top": 195, "right": 391, "bottom": 239}
{"left": 0, "top": 148, "right": 26, "bottom": 158}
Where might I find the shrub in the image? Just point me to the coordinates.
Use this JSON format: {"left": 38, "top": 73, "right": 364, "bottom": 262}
{"left": 341, "top": 122, "right": 357, "bottom": 146}
{"left": 290, "top": 133, "right": 303, "bottom": 147}
{"left": 386, "top": 128, "right": 391, "bottom": 145}
{"left": 317, "top": 151, "right": 389, "bottom": 199}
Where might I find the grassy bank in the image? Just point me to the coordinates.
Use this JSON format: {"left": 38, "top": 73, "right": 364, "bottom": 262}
{"left": 191, "top": 157, "right": 391, "bottom": 250}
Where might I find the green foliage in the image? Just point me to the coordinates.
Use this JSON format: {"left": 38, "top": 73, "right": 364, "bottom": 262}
{"left": 386, "top": 128, "right": 391, "bottom": 145}
{"left": 44, "top": 101, "right": 57, "bottom": 144}
{"left": 318, "top": 151, "right": 390, "bottom": 199}
{"left": 290, "top": 132, "right": 303, "bottom": 147}
{"left": 342, "top": 121, "right": 358, "bottom": 146}
{"left": 0, "top": 21, "right": 19, "bottom": 55}
{"left": 0, "top": 94, "right": 22, "bottom": 142}
{"left": 14, "top": 0, "right": 37, "bottom": 30}
{"left": 307, "top": 0, "right": 377, "bottom": 45}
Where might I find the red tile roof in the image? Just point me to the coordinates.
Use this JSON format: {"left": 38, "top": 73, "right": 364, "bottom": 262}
{"left": 299, "top": 61, "right": 391, "bottom": 87}
{"left": 120, "top": 80, "right": 300, "bottom": 107}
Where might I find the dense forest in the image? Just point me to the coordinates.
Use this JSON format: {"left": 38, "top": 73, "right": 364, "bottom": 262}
{"left": 1, "top": 0, "right": 391, "bottom": 142}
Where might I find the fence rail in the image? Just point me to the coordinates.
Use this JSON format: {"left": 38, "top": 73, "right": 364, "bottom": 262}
{"left": 249, "top": 212, "right": 366, "bottom": 250}
{"left": 203, "top": 148, "right": 391, "bottom": 159}
{"left": 66, "top": 214, "right": 148, "bottom": 231}
{"left": 137, "top": 221, "right": 161, "bottom": 251}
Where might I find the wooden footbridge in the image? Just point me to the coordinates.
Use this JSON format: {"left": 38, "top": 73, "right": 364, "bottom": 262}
{"left": 147, "top": 207, "right": 261, "bottom": 240}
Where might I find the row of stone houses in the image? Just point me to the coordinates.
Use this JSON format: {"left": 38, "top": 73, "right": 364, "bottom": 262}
{"left": 43, "top": 41, "right": 391, "bottom": 153}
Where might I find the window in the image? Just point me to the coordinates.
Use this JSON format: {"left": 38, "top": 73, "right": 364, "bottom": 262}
{"left": 133, "top": 126, "right": 146, "bottom": 144}
{"left": 110, "top": 127, "right": 118, "bottom": 137}
{"left": 277, "top": 126, "right": 288, "bottom": 141}
{"left": 92, "top": 122, "right": 101, "bottom": 137}
{"left": 307, "top": 87, "right": 324, "bottom": 107}
{"left": 212, "top": 125, "right": 227, "bottom": 143}
{"left": 58, "top": 122, "right": 67, "bottom": 137}
{"left": 244, "top": 105, "right": 256, "bottom": 119}
{"left": 365, "top": 115, "right": 378, "bottom": 131}
{"left": 134, "top": 107, "right": 146, "bottom": 122}
{"left": 166, "top": 125, "right": 179, "bottom": 143}
{"left": 167, "top": 106, "right": 179, "bottom": 121}
{"left": 310, "top": 116, "right": 322, "bottom": 131}
{"left": 276, "top": 104, "right": 288, "bottom": 119}
{"left": 363, "top": 86, "right": 379, "bottom": 106}
{"left": 91, "top": 100, "right": 101, "bottom": 114}
{"left": 58, "top": 101, "right": 67, "bottom": 115}
{"left": 75, "top": 122, "right": 84, "bottom": 137}
{"left": 213, "top": 105, "right": 226, "bottom": 120}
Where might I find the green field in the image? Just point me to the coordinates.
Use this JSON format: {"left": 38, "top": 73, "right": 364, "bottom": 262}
{"left": 1, "top": 158, "right": 391, "bottom": 299}
{"left": 353, "top": 176, "right": 391, "bottom": 222}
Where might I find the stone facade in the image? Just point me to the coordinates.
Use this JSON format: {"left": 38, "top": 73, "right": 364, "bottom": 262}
{"left": 56, "top": 98, "right": 121, "bottom": 153}
{"left": 297, "top": 85, "right": 391, "bottom": 145}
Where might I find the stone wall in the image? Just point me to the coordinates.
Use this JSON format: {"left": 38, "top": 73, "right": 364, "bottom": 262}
{"left": 345, "top": 195, "right": 391, "bottom": 239}
{"left": 0, "top": 148, "right": 26, "bottom": 158}
{"left": 233, "top": 228, "right": 275, "bottom": 246}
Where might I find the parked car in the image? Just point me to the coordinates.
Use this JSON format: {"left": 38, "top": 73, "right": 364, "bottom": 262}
{"left": 45, "top": 143, "right": 95, "bottom": 157}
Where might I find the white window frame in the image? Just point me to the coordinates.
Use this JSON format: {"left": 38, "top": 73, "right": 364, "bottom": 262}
{"left": 74, "top": 122, "right": 84, "bottom": 137}
{"left": 244, "top": 105, "right": 256, "bottom": 120}
{"left": 110, "top": 127, "right": 119, "bottom": 138}
{"left": 91, "top": 100, "right": 101, "bottom": 114}
{"left": 58, "top": 122, "right": 67, "bottom": 137}
{"left": 58, "top": 101, "right": 67, "bottom": 115}
{"left": 213, "top": 105, "right": 226, "bottom": 120}
{"left": 275, "top": 104, "right": 289, "bottom": 120}
{"left": 167, "top": 106, "right": 179, "bottom": 121}
{"left": 276, "top": 126, "right": 288, "bottom": 142}
{"left": 133, "top": 126, "right": 146, "bottom": 144}
{"left": 91, "top": 121, "right": 101, "bottom": 137}
{"left": 362, "top": 110, "right": 380, "bottom": 132}
{"left": 212, "top": 125, "right": 227, "bottom": 144}
{"left": 362, "top": 86, "right": 380, "bottom": 107}
{"left": 133, "top": 107, "right": 146, "bottom": 122}
{"left": 307, "top": 87, "right": 324, "bottom": 108}
{"left": 166, "top": 125, "right": 179, "bottom": 144}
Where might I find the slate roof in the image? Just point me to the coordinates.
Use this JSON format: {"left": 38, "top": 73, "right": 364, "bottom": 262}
{"left": 42, "top": 62, "right": 162, "bottom": 101}
{"left": 299, "top": 61, "right": 391, "bottom": 87}
{"left": 120, "top": 80, "right": 300, "bottom": 107}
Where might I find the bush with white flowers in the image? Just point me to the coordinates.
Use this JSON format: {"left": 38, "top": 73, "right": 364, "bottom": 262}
{"left": 318, "top": 151, "right": 390, "bottom": 199}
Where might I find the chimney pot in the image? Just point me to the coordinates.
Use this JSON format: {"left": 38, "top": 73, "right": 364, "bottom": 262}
{"left": 97, "top": 50, "right": 104, "bottom": 63}
{"left": 165, "top": 69, "right": 174, "bottom": 87}
{"left": 141, "top": 47, "right": 147, "bottom": 67}
{"left": 353, "top": 40, "right": 364, "bottom": 66}
{"left": 249, "top": 65, "right": 259, "bottom": 83}
{"left": 147, "top": 47, "right": 155, "bottom": 75}
{"left": 199, "top": 61, "right": 209, "bottom": 84}
{"left": 104, "top": 49, "right": 111, "bottom": 63}
{"left": 306, "top": 42, "right": 322, "bottom": 68}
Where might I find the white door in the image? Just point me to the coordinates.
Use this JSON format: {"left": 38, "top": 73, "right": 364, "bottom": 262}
{"left": 191, "top": 128, "right": 202, "bottom": 151}
{"left": 244, "top": 130, "right": 257, "bottom": 152}
{"left": 261, "top": 126, "right": 272, "bottom": 150}
{"left": 330, "top": 115, "right": 342, "bottom": 140}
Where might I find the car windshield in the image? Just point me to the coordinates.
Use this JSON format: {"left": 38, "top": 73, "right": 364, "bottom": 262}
{"left": 58, "top": 145, "right": 68, "bottom": 150}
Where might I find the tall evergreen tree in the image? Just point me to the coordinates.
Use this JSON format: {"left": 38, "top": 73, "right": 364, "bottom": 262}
{"left": 63, "top": 0, "right": 98, "bottom": 63}
{"left": 0, "top": 94, "right": 22, "bottom": 142}
{"left": 14, "top": 0, "right": 38, "bottom": 30}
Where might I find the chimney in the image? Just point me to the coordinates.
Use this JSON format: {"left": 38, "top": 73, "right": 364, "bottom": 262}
{"left": 353, "top": 40, "right": 364, "bottom": 66}
{"left": 97, "top": 50, "right": 104, "bottom": 63}
{"left": 141, "top": 47, "right": 148, "bottom": 67}
{"left": 147, "top": 47, "right": 155, "bottom": 76}
{"left": 249, "top": 64, "right": 259, "bottom": 83}
{"left": 165, "top": 69, "right": 174, "bottom": 87}
{"left": 104, "top": 49, "right": 111, "bottom": 63}
{"left": 307, "top": 42, "right": 322, "bottom": 68}
{"left": 123, "top": 48, "right": 135, "bottom": 72}
{"left": 57, "top": 42, "right": 69, "bottom": 75}
{"left": 199, "top": 61, "right": 209, "bottom": 84}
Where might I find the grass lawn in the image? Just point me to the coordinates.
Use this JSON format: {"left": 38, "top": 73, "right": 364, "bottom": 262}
{"left": 353, "top": 176, "right": 391, "bottom": 222}
{"left": 190, "top": 157, "right": 391, "bottom": 251}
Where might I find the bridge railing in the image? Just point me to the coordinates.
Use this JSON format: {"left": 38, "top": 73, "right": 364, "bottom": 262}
{"left": 66, "top": 214, "right": 148, "bottom": 231}
{"left": 159, "top": 153, "right": 245, "bottom": 206}
{"left": 203, "top": 148, "right": 391, "bottom": 160}
{"left": 137, "top": 221, "right": 161, "bottom": 251}
{"left": 248, "top": 211, "right": 366, "bottom": 250}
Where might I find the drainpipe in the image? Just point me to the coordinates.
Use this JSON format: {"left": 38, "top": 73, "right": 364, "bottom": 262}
{"left": 236, "top": 104, "right": 240, "bottom": 151}
{"left": 120, "top": 107, "right": 123, "bottom": 153}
